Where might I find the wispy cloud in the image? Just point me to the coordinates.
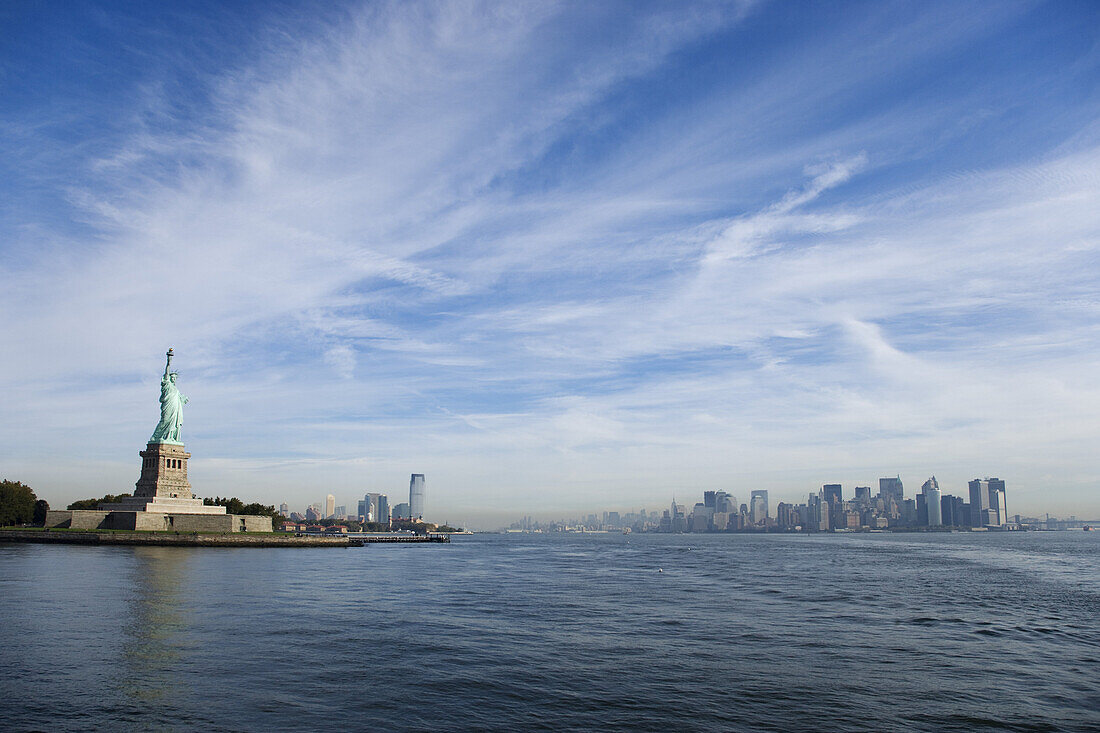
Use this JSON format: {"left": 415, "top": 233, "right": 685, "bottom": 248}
{"left": 1, "top": 0, "right": 1098, "bottom": 522}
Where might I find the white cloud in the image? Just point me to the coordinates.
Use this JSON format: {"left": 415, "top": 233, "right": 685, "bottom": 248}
{"left": 323, "top": 344, "right": 356, "bottom": 380}
{"left": 1, "top": 1, "right": 1098, "bottom": 523}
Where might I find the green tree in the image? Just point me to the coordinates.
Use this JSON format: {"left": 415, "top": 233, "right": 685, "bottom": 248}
{"left": 203, "top": 496, "right": 283, "bottom": 529}
{"left": 33, "top": 499, "right": 50, "bottom": 526}
{"left": 0, "top": 479, "right": 37, "bottom": 526}
{"left": 67, "top": 493, "right": 129, "bottom": 510}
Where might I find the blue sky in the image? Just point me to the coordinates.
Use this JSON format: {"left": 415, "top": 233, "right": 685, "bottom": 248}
{"left": 2, "top": 0, "right": 1099, "bottom": 525}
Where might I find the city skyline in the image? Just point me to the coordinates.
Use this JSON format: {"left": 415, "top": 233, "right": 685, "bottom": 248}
{"left": 2, "top": 2, "right": 1099, "bottom": 520}
{"left": 506, "top": 476, "right": 1097, "bottom": 532}
{"left": 270, "top": 472, "right": 1096, "bottom": 532}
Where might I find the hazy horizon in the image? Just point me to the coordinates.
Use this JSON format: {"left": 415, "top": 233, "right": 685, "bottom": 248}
{"left": 3, "top": 1, "right": 1099, "bottom": 522}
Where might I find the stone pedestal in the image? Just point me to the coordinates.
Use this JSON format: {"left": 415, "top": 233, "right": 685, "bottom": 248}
{"left": 135, "top": 442, "right": 193, "bottom": 499}
{"left": 98, "top": 496, "right": 227, "bottom": 515}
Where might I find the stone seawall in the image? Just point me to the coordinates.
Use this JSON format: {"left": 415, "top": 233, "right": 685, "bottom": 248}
{"left": 0, "top": 529, "right": 359, "bottom": 547}
{"left": 45, "top": 509, "right": 272, "bottom": 533}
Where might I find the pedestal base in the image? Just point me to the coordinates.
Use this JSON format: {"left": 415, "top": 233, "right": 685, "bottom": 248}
{"left": 135, "top": 442, "right": 193, "bottom": 499}
{"left": 99, "top": 496, "right": 227, "bottom": 515}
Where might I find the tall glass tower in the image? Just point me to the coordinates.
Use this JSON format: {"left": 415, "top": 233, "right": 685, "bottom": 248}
{"left": 409, "top": 474, "right": 426, "bottom": 519}
{"left": 921, "top": 476, "right": 942, "bottom": 526}
{"left": 750, "top": 490, "right": 769, "bottom": 525}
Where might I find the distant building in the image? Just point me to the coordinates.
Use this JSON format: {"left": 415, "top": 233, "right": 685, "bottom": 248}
{"left": 714, "top": 491, "right": 737, "bottom": 514}
{"left": 989, "top": 479, "right": 1007, "bottom": 526}
{"left": 901, "top": 498, "right": 917, "bottom": 527}
{"left": 357, "top": 493, "right": 390, "bottom": 525}
{"left": 392, "top": 502, "right": 411, "bottom": 521}
{"left": 334, "top": 505, "right": 346, "bottom": 518}
{"left": 409, "top": 474, "right": 425, "bottom": 519}
{"left": 750, "top": 490, "right": 769, "bottom": 525}
{"left": 325, "top": 494, "right": 335, "bottom": 519}
{"left": 776, "top": 502, "right": 796, "bottom": 529}
{"left": 806, "top": 492, "right": 827, "bottom": 531}
{"left": 823, "top": 484, "right": 842, "bottom": 506}
{"left": 921, "top": 477, "right": 942, "bottom": 526}
{"left": 969, "top": 478, "right": 1006, "bottom": 527}
{"left": 703, "top": 491, "right": 716, "bottom": 508}
{"left": 691, "top": 503, "right": 714, "bottom": 532}
{"left": 853, "top": 486, "right": 872, "bottom": 505}
{"left": 879, "top": 476, "right": 904, "bottom": 503}
{"left": 665, "top": 500, "right": 688, "bottom": 532}
{"left": 279, "top": 503, "right": 289, "bottom": 517}
{"left": 941, "top": 494, "right": 964, "bottom": 527}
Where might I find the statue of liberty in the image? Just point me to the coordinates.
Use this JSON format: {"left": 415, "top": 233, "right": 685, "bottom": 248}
{"left": 150, "top": 348, "right": 188, "bottom": 444}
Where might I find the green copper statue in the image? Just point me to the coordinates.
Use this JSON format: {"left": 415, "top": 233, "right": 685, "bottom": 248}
{"left": 150, "top": 348, "right": 188, "bottom": 444}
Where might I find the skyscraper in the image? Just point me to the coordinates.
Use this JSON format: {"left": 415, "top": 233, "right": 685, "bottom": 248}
{"left": 879, "top": 476, "right": 903, "bottom": 503}
{"left": 358, "top": 492, "right": 391, "bottom": 525}
{"left": 670, "top": 500, "right": 687, "bottom": 533}
{"left": 776, "top": 502, "right": 795, "bottom": 529}
{"left": 375, "top": 494, "right": 389, "bottom": 526}
{"left": 823, "top": 484, "right": 842, "bottom": 506}
{"left": 921, "top": 476, "right": 942, "bottom": 526}
{"left": 941, "top": 494, "right": 965, "bottom": 527}
{"left": 807, "top": 492, "right": 827, "bottom": 531}
{"left": 325, "top": 493, "right": 336, "bottom": 519}
{"left": 968, "top": 479, "right": 990, "bottom": 526}
{"left": 988, "top": 478, "right": 1006, "bottom": 526}
{"left": 853, "top": 486, "right": 871, "bottom": 505}
{"left": 901, "top": 498, "right": 917, "bottom": 526}
{"left": 750, "top": 490, "right": 769, "bottom": 525}
{"left": 691, "top": 503, "right": 712, "bottom": 532}
{"left": 409, "top": 474, "right": 425, "bottom": 519}
{"left": 969, "top": 478, "right": 1006, "bottom": 527}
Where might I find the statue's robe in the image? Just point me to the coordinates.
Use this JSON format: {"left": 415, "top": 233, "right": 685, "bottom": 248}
{"left": 150, "top": 377, "right": 188, "bottom": 443}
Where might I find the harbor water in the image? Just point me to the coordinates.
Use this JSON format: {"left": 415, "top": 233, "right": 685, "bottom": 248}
{"left": 1, "top": 531, "right": 1097, "bottom": 731}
